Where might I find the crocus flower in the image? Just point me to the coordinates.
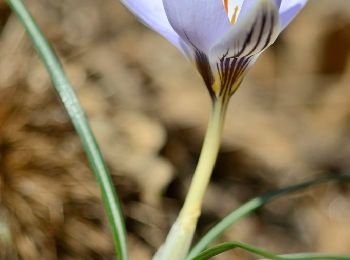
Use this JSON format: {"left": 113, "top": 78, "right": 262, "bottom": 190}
{"left": 121, "top": 1, "right": 308, "bottom": 259}
{"left": 121, "top": 0, "right": 307, "bottom": 103}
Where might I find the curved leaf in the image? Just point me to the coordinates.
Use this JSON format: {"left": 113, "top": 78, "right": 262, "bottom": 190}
{"left": 190, "top": 241, "right": 282, "bottom": 260}
{"left": 189, "top": 175, "right": 350, "bottom": 258}
{"left": 191, "top": 241, "right": 350, "bottom": 260}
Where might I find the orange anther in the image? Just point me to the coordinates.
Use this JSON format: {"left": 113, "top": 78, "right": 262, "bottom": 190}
{"left": 224, "top": 0, "right": 229, "bottom": 13}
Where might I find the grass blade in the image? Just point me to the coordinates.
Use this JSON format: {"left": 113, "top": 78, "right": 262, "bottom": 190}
{"left": 188, "top": 174, "right": 350, "bottom": 258}
{"left": 5, "top": 0, "right": 128, "bottom": 258}
{"left": 190, "top": 241, "right": 281, "bottom": 260}
{"left": 190, "top": 241, "right": 350, "bottom": 260}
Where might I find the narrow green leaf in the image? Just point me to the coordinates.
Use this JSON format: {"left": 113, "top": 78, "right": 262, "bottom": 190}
{"left": 190, "top": 241, "right": 350, "bottom": 260}
{"left": 190, "top": 241, "right": 282, "bottom": 260}
{"left": 5, "top": 0, "right": 128, "bottom": 259}
{"left": 188, "top": 175, "right": 350, "bottom": 258}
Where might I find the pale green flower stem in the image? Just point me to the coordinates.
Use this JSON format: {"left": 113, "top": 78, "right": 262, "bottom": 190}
{"left": 154, "top": 98, "right": 228, "bottom": 260}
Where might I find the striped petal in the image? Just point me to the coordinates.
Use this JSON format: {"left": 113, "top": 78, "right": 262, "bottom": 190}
{"left": 212, "top": 0, "right": 280, "bottom": 59}
{"left": 208, "top": 0, "right": 280, "bottom": 100}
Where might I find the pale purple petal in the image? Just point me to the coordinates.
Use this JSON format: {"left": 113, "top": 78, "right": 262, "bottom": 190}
{"left": 121, "top": 0, "right": 188, "bottom": 54}
{"left": 162, "top": 0, "right": 231, "bottom": 52}
{"left": 279, "top": 0, "right": 308, "bottom": 31}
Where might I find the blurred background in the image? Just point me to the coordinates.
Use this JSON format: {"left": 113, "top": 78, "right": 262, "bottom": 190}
{"left": 0, "top": 0, "right": 350, "bottom": 259}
